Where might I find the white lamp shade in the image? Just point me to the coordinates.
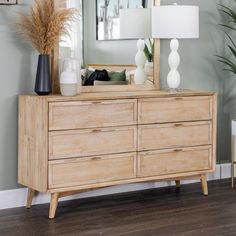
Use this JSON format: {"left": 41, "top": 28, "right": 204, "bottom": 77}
{"left": 152, "top": 6, "right": 199, "bottom": 39}
{"left": 120, "top": 8, "right": 151, "bottom": 39}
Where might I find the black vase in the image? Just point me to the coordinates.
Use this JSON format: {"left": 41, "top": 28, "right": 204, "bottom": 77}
{"left": 34, "top": 54, "right": 52, "bottom": 96}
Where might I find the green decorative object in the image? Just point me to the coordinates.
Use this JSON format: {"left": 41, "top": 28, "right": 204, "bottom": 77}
{"left": 144, "top": 39, "right": 154, "bottom": 62}
{"left": 216, "top": 3, "right": 236, "bottom": 75}
{"left": 108, "top": 70, "right": 126, "bottom": 81}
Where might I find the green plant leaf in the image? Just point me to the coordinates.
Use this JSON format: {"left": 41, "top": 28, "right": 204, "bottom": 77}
{"left": 218, "top": 4, "right": 236, "bottom": 21}
{"left": 223, "top": 68, "right": 235, "bottom": 74}
{"left": 228, "top": 45, "right": 236, "bottom": 58}
{"left": 219, "top": 24, "right": 236, "bottom": 31}
{"left": 216, "top": 55, "right": 236, "bottom": 74}
{"left": 144, "top": 44, "right": 152, "bottom": 62}
{"left": 216, "top": 55, "right": 236, "bottom": 67}
{"left": 225, "top": 32, "right": 236, "bottom": 48}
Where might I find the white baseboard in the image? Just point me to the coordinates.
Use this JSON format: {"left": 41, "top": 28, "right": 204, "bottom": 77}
{"left": 0, "top": 163, "right": 231, "bottom": 210}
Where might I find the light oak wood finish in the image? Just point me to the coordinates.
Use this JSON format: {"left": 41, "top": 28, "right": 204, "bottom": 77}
{"left": 49, "top": 99, "right": 137, "bottom": 130}
{"left": 26, "top": 188, "right": 35, "bottom": 209}
{"left": 138, "top": 96, "right": 213, "bottom": 124}
{"left": 49, "top": 193, "right": 59, "bottom": 219}
{"left": 49, "top": 126, "right": 137, "bottom": 160}
{"left": 49, "top": 153, "right": 136, "bottom": 189}
{"left": 138, "top": 121, "right": 212, "bottom": 151}
{"left": 137, "top": 146, "right": 212, "bottom": 178}
{"left": 18, "top": 96, "right": 48, "bottom": 192}
{"left": 18, "top": 90, "right": 217, "bottom": 218}
{"left": 22, "top": 90, "right": 215, "bottom": 102}
{"left": 201, "top": 174, "right": 209, "bottom": 196}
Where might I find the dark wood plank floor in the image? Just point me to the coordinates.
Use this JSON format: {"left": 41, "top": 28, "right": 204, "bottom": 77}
{"left": 1, "top": 179, "right": 236, "bottom": 236}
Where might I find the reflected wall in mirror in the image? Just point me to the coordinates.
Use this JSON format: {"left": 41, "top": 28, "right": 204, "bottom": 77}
{"left": 53, "top": 0, "right": 160, "bottom": 93}
{"left": 96, "top": 0, "right": 146, "bottom": 41}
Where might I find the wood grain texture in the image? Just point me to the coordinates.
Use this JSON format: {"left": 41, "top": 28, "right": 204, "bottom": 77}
{"left": 138, "top": 121, "right": 212, "bottom": 151}
{"left": 49, "top": 193, "right": 59, "bottom": 219}
{"left": 49, "top": 126, "right": 137, "bottom": 160}
{"left": 49, "top": 170, "right": 215, "bottom": 194}
{"left": 20, "top": 90, "right": 215, "bottom": 103}
{"left": 201, "top": 174, "right": 208, "bottom": 196}
{"left": 212, "top": 93, "right": 218, "bottom": 173}
{"left": 49, "top": 99, "right": 137, "bottom": 130}
{"left": 138, "top": 96, "right": 213, "bottom": 124}
{"left": 49, "top": 153, "right": 136, "bottom": 189}
{"left": 18, "top": 90, "right": 217, "bottom": 218}
{"left": 26, "top": 188, "right": 36, "bottom": 209}
{"left": 137, "top": 146, "right": 212, "bottom": 177}
{"left": 18, "top": 96, "right": 48, "bottom": 192}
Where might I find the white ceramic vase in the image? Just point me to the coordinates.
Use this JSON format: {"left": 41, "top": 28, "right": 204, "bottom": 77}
{"left": 145, "top": 61, "right": 154, "bottom": 77}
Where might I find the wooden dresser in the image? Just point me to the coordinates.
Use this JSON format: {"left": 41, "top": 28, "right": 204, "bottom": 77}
{"left": 18, "top": 90, "right": 217, "bottom": 219}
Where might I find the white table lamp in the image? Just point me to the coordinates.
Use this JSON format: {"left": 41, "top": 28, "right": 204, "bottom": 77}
{"left": 152, "top": 4, "right": 199, "bottom": 90}
{"left": 120, "top": 8, "right": 151, "bottom": 85}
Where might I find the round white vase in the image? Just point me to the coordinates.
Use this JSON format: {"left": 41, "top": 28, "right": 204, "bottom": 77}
{"left": 167, "top": 39, "right": 181, "bottom": 90}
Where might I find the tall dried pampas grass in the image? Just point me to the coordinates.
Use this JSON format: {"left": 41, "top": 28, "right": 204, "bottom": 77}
{"left": 17, "top": 0, "right": 75, "bottom": 55}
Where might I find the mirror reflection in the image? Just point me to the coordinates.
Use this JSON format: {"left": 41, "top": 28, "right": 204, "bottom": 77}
{"left": 59, "top": 0, "right": 154, "bottom": 87}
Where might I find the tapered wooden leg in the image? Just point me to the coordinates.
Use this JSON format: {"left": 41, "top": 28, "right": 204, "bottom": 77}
{"left": 26, "top": 188, "right": 35, "bottom": 209}
{"left": 175, "top": 180, "right": 181, "bottom": 188}
{"left": 201, "top": 174, "right": 208, "bottom": 196}
{"left": 49, "top": 193, "right": 59, "bottom": 219}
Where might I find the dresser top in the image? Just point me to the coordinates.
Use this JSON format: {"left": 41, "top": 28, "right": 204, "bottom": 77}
{"left": 20, "top": 90, "right": 216, "bottom": 102}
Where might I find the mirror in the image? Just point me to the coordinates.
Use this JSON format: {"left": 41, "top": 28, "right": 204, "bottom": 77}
{"left": 96, "top": 0, "right": 146, "bottom": 41}
{"left": 52, "top": 0, "right": 160, "bottom": 93}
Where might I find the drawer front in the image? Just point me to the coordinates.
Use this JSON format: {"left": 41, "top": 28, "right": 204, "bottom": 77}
{"left": 138, "top": 96, "right": 212, "bottom": 124}
{"left": 49, "top": 99, "right": 137, "bottom": 130}
{"left": 138, "top": 146, "right": 212, "bottom": 177}
{"left": 138, "top": 121, "right": 212, "bottom": 151}
{"left": 49, "top": 126, "right": 137, "bottom": 160}
{"left": 49, "top": 153, "right": 136, "bottom": 188}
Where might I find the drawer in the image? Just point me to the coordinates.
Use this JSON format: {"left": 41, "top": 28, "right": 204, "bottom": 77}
{"left": 138, "top": 96, "right": 212, "bottom": 124}
{"left": 49, "top": 99, "right": 137, "bottom": 130}
{"left": 138, "top": 146, "right": 212, "bottom": 177}
{"left": 49, "top": 126, "right": 137, "bottom": 160}
{"left": 49, "top": 153, "right": 136, "bottom": 188}
{"left": 138, "top": 121, "right": 212, "bottom": 151}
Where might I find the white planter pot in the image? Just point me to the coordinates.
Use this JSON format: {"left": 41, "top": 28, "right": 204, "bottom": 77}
{"left": 145, "top": 62, "right": 154, "bottom": 77}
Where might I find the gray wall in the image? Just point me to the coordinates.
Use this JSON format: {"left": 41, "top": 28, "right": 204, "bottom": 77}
{"left": 0, "top": 0, "right": 233, "bottom": 191}
{"left": 0, "top": 0, "right": 36, "bottom": 190}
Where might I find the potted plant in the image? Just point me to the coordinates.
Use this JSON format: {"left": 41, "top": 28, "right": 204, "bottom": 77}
{"left": 216, "top": 4, "right": 236, "bottom": 77}
{"left": 17, "top": 0, "right": 75, "bottom": 95}
{"left": 144, "top": 39, "right": 154, "bottom": 77}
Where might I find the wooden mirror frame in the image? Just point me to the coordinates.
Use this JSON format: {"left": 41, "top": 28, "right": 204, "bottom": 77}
{"left": 51, "top": 0, "right": 160, "bottom": 94}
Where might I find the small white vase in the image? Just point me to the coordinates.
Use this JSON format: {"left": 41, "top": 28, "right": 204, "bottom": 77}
{"left": 145, "top": 62, "right": 154, "bottom": 77}
{"left": 60, "top": 67, "right": 77, "bottom": 96}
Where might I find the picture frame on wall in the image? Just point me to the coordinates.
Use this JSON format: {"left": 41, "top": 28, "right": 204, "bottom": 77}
{"left": 0, "top": 0, "right": 18, "bottom": 5}
{"left": 96, "top": 0, "right": 146, "bottom": 41}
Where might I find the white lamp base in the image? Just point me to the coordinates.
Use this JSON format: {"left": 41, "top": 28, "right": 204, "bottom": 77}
{"left": 167, "top": 38, "right": 181, "bottom": 90}
{"left": 134, "top": 39, "right": 147, "bottom": 85}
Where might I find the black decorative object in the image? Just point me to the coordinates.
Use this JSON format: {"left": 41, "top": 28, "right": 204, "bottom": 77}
{"left": 0, "top": 0, "right": 18, "bottom": 5}
{"left": 34, "top": 55, "right": 52, "bottom": 96}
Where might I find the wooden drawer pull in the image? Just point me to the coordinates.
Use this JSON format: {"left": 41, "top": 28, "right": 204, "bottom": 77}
{"left": 92, "top": 101, "right": 102, "bottom": 104}
{"left": 91, "top": 157, "right": 102, "bottom": 161}
{"left": 174, "top": 149, "right": 183, "bottom": 152}
{"left": 92, "top": 129, "right": 101, "bottom": 133}
{"left": 175, "top": 123, "right": 183, "bottom": 127}
{"left": 175, "top": 97, "right": 183, "bottom": 100}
